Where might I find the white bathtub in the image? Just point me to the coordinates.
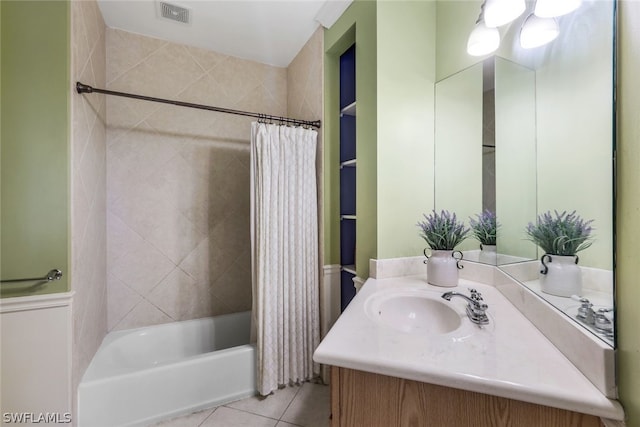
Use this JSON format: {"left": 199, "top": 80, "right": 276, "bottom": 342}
{"left": 78, "top": 311, "right": 256, "bottom": 426}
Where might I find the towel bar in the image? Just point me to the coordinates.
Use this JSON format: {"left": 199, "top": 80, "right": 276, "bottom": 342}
{"left": 0, "top": 269, "right": 63, "bottom": 284}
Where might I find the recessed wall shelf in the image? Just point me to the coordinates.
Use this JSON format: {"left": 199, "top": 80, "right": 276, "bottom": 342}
{"left": 340, "top": 101, "right": 356, "bottom": 117}
{"left": 339, "top": 44, "right": 357, "bottom": 312}
{"left": 340, "top": 159, "right": 357, "bottom": 168}
{"left": 342, "top": 265, "right": 357, "bottom": 275}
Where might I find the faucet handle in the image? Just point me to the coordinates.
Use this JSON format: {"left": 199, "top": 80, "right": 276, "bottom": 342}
{"left": 571, "top": 295, "right": 592, "bottom": 307}
{"left": 469, "top": 289, "right": 483, "bottom": 301}
{"left": 597, "top": 308, "right": 614, "bottom": 321}
{"left": 594, "top": 308, "right": 614, "bottom": 333}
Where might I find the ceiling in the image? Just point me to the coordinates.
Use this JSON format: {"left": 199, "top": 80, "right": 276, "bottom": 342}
{"left": 97, "top": 0, "right": 352, "bottom": 68}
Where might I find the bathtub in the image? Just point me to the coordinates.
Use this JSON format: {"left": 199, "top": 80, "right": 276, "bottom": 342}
{"left": 78, "top": 311, "right": 256, "bottom": 426}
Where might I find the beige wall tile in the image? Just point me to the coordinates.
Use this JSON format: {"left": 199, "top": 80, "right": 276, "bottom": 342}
{"left": 109, "top": 43, "right": 205, "bottom": 100}
{"left": 112, "top": 299, "right": 173, "bottom": 331}
{"left": 185, "top": 45, "right": 228, "bottom": 73}
{"left": 287, "top": 27, "right": 323, "bottom": 122}
{"left": 179, "top": 235, "right": 239, "bottom": 285}
{"left": 106, "top": 30, "right": 288, "bottom": 331}
{"left": 71, "top": 8, "right": 324, "bottom": 419}
{"left": 286, "top": 26, "right": 324, "bottom": 301}
{"left": 106, "top": 28, "right": 167, "bottom": 84}
{"left": 70, "top": 0, "right": 108, "bottom": 417}
{"left": 147, "top": 267, "right": 216, "bottom": 321}
{"left": 210, "top": 256, "right": 252, "bottom": 314}
{"left": 110, "top": 238, "right": 175, "bottom": 296}
{"left": 107, "top": 273, "right": 142, "bottom": 330}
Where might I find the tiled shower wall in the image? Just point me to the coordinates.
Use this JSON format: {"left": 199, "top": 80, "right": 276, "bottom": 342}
{"left": 288, "top": 27, "right": 324, "bottom": 192}
{"left": 287, "top": 27, "right": 325, "bottom": 325}
{"left": 70, "top": 0, "right": 107, "bottom": 412}
{"left": 288, "top": 28, "right": 323, "bottom": 129}
{"left": 105, "top": 29, "right": 288, "bottom": 330}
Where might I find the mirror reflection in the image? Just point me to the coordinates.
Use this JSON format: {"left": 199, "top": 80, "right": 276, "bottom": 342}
{"left": 434, "top": 0, "right": 615, "bottom": 346}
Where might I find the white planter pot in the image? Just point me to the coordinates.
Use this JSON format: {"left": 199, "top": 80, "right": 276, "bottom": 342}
{"left": 479, "top": 244, "right": 497, "bottom": 264}
{"left": 425, "top": 249, "right": 463, "bottom": 287}
{"left": 539, "top": 254, "right": 582, "bottom": 297}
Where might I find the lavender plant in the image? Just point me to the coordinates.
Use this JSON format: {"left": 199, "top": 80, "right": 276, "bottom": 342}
{"left": 469, "top": 210, "right": 499, "bottom": 246}
{"left": 525, "top": 210, "right": 594, "bottom": 256}
{"left": 417, "top": 210, "right": 470, "bottom": 250}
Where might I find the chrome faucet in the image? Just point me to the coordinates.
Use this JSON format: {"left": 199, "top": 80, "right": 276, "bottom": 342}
{"left": 572, "top": 295, "right": 596, "bottom": 325}
{"left": 571, "top": 295, "right": 614, "bottom": 338}
{"left": 594, "top": 308, "right": 614, "bottom": 335}
{"left": 441, "top": 289, "right": 489, "bottom": 326}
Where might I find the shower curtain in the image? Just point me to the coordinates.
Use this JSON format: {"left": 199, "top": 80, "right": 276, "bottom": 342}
{"left": 250, "top": 122, "right": 320, "bottom": 396}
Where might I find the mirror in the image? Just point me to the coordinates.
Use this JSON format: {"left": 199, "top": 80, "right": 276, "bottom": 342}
{"left": 435, "top": 57, "right": 537, "bottom": 265}
{"left": 434, "top": 0, "right": 615, "bottom": 346}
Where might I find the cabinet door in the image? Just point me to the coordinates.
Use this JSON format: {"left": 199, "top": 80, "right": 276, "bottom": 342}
{"left": 331, "top": 367, "right": 603, "bottom": 427}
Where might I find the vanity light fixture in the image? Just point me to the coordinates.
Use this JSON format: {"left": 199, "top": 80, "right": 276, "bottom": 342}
{"left": 467, "top": 5, "right": 500, "bottom": 57}
{"left": 484, "top": 0, "right": 526, "bottom": 27}
{"left": 467, "top": 19, "right": 500, "bottom": 56}
{"left": 534, "top": 0, "right": 582, "bottom": 18}
{"left": 520, "top": 13, "right": 559, "bottom": 49}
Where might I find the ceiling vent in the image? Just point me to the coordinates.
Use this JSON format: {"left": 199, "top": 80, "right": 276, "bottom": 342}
{"left": 158, "top": 2, "right": 190, "bottom": 24}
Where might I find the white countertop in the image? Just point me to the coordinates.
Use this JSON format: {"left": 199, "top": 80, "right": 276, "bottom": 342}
{"left": 522, "top": 278, "right": 614, "bottom": 345}
{"left": 313, "top": 276, "right": 624, "bottom": 420}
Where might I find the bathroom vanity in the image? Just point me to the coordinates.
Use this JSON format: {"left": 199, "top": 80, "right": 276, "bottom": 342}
{"left": 318, "top": 0, "right": 620, "bottom": 424}
{"left": 313, "top": 272, "right": 624, "bottom": 427}
{"left": 329, "top": 368, "right": 602, "bottom": 427}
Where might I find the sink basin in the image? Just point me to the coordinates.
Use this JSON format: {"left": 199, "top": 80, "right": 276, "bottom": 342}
{"left": 365, "top": 289, "right": 462, "bottom": 335}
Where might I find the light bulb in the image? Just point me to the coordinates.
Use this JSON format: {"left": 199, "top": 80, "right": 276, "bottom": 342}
{"left": 467, "top": 20, "right": 500, "bottom": 56}
{"left": 484, "top": 0, "right": 526, "bottom": 27}
{"left": 534, "top": 0, "right": 582, "bottom": 18}
{"left": 520, "top": 14, "right": 559, "bottom": 49}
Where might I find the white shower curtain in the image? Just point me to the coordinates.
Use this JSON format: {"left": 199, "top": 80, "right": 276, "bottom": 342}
{"left": 250, "top": 122, "right": 320, "bottom": 396}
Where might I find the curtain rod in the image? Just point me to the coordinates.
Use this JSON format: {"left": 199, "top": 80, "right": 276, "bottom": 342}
{"left": 75, "top": 82, "right": 321, "bottom": 129}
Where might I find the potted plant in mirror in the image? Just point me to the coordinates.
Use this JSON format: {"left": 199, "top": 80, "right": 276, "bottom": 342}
{"left": 417, "top": 210, "right": 470, "bottom": 287}
{"left": 470, "top": 209, "right": 499, "bottom": 264}
{"left": 525, "top": 210, "right": 594, "bottom": 297}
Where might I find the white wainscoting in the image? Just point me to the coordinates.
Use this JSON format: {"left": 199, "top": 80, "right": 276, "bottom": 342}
{"left": 321, "top": 265, "right": 341, "bottom": 338}
{"left": 1, "top": 292, "right": 73, "bottom": 425}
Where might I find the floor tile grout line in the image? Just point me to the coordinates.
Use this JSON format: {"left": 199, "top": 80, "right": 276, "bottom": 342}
{"left": 221, "top": 401, "right": 282, "bottom": 422}
{"left": 278, "top": 383, "right": 306, "bottom": 423}
{"left": 150, "top": 382, "right": 327, "bottom": 426}
{"left": 217, "top": 384, "right": 303, "bottom": 424}
{"left": 219, "top": 405, "right": 281, "bottom": 423}
{"left": 196, "top": 406, "right": 218, "bottom": 426}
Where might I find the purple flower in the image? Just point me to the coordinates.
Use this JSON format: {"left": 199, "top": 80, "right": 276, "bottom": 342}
{"left": 417, "top": 210, "right": 470, "bottom": 250}
{"left": 469, "top": 210, "right": 499, "bottom": 245}
{"left": 525, "top": 210, "right": 594, "bottom": 255}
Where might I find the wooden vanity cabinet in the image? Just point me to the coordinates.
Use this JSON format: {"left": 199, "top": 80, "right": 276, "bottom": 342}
{"left": 330, "top": 367, "right": 604, "bottom": 427}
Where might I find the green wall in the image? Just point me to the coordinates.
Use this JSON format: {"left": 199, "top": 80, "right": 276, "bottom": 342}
{"left": 325, "top": 0, "right": 438, "bottom": 274}
{"left": 0, "top": 1, "right": 70, "bottom": 297}
{"left": 618, "top": 1, "right": 640, "bottom": 424}
{"left": 376, "top": 0, "right": 437, "bottom": 259}
{"left": 436, "top": 0, "right": 482, "bottom": 81}
{"left": 324, "top": 0, "right": 377, "bottom": 277}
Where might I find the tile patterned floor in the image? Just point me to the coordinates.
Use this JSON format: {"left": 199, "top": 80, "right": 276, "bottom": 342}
{"left": 149, "top": 382, "right": 330, "bottom": 427}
